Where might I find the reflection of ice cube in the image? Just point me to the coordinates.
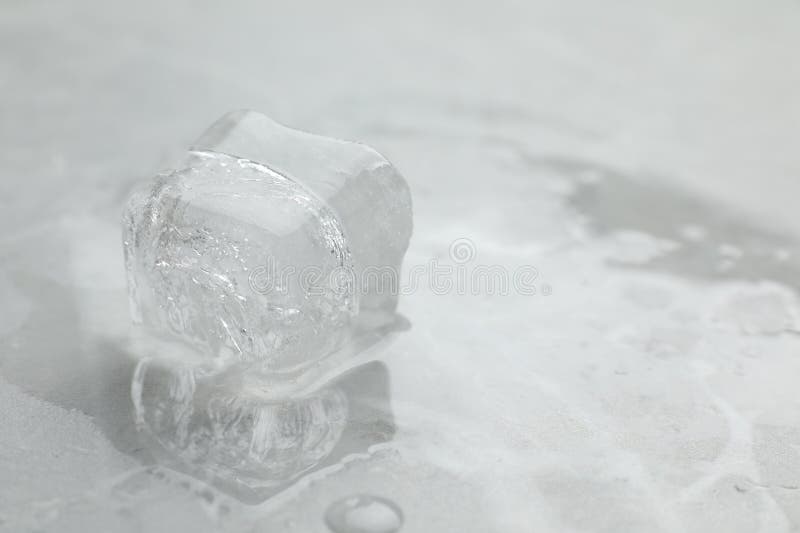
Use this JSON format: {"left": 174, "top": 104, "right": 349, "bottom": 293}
{"left": 131, "top": 358, "right": 349, "bottom": 494}
{"left": 131, "top": 358, "right": 395, "bottom": 502}
{"left": 123, "top": 111, "right": 412, "bottom": 372}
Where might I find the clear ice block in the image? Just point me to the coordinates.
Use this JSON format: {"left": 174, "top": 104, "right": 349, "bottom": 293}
{"left": 123, "top": 111, "right": 412, "bottom": 374}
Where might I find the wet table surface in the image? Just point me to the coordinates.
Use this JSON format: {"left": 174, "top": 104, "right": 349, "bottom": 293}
{"left": 2, "top": 1, "right": 800, "bottom": 532}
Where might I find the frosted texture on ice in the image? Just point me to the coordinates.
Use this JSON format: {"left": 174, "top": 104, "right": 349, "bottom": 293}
{"left": 123, "top": 111, "right": 412, "bottom": 373}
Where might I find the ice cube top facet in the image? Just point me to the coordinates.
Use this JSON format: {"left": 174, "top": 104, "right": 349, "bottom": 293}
{"left": 123, "top": 111, "right": 412, "bottom": 374}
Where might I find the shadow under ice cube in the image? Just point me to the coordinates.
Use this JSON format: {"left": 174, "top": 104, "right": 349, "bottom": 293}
{"left": 123, "top": 111, "right": 412, "bottom": 374}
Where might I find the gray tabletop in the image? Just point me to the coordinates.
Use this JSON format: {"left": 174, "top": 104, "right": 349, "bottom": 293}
{"left": 2, "top": 1, "right": 800, "bottom": 532}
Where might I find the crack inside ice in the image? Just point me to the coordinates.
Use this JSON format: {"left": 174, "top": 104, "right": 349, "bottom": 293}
{"left": 123, "top": 110, "right": 413, "bottom": 375}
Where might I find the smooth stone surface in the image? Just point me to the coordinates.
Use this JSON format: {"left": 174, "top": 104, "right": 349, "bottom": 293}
{"left": 1, "top": 1, "right": 799, "bottom": 532}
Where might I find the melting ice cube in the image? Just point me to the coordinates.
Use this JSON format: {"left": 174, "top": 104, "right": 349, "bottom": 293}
{"left": 123, "top": 111, "right": 412, "bottom": 374}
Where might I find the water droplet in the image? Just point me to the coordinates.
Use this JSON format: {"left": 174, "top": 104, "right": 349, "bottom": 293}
{"left": 324, "top": 494, "right": 403, "bottom": 533}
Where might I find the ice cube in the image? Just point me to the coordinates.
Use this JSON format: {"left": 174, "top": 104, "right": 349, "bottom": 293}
{"left": 123, "top": 111, "right": 412, "bottom": 373}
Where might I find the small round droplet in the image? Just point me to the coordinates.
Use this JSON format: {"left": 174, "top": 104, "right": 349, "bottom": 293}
{"left": 324, "top": 494, "right": 403, "bottom": 533}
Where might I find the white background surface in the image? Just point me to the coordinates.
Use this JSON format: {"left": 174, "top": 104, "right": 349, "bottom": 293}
{"left": 1, "top": 1, "right": 800, "bottom": 531}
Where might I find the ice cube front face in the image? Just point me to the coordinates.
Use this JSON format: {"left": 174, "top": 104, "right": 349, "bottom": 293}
{"left": 123, "top": 111, "right": 412, "bottom": 374}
